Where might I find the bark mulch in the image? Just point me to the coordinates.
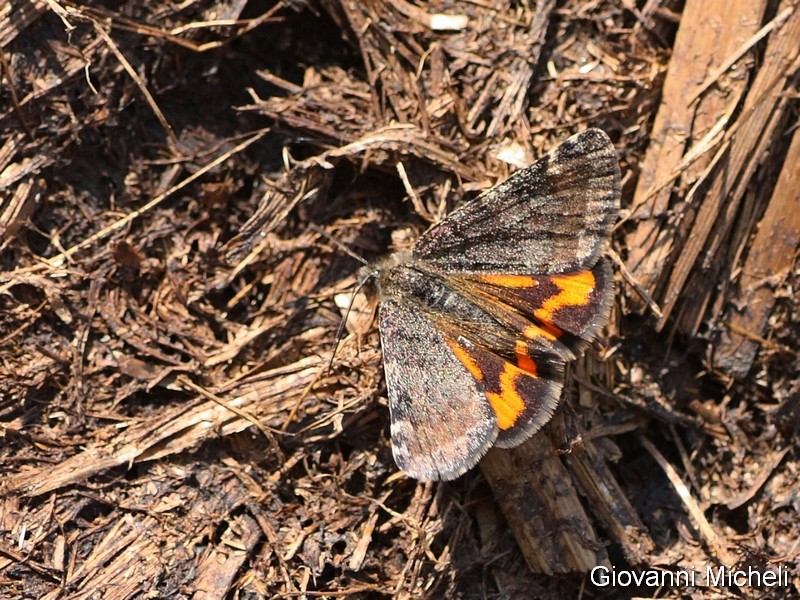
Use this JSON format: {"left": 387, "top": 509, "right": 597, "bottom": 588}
{"left": 1, "top": 0, "right": 798, "bottom": 598}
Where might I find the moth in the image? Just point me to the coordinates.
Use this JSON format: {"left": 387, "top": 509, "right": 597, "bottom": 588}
{"left": 362, "top": 129, "right": 620, "bottom": 480}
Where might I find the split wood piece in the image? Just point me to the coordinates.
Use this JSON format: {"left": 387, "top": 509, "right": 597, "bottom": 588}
{"left": 566, "top": 437, "right": 655, "bottom": 565}
{"left": 480, "top": 429, "right": 610, "bottom": 574}
{"left": 1, "top": 356, "right": 321, "bottom": 496}
{"left": 39, "top": 514, "right": 165, "bottom": 600}
{"left": 712, "top": 126, "right": 800, "bottom": 376}
{"left": 0, "top": 162, "right": 45, "bottom": 241}
{"left": 624, "top": 0, "right": 768, "bottom": 312}
{"left": 664, "top": 1, "right": 800, "bottom": 335}
{"left": 192, "top": 513, "right": 264, "bottom": 599}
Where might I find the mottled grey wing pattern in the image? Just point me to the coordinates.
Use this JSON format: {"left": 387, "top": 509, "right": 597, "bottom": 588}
{"left": 379, "top": 298, "right": 498, "bottom": 480}
{"left": 413, "top": 129, "right": 620, "bottom": 274}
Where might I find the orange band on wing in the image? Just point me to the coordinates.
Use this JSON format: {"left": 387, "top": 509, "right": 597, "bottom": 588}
{"left": 446, "top": 337, "right": 529, "bottom": 431}
{"left": 534, "top": 270, "right": 596, "bottom": 323}
{"left": 523, "top": 322, "right": 561, "bottom": 341}
{"left": 485, "top": 368, "right": 526, "bottom": 430}
{"left": 476, "top": 274, "right": 539, "bottom": 288}
{"left": 515, "top": 340, "right": 538, "bottom": 374}
{"left": 447, "top": 338, "right": 484, "bottom": 381}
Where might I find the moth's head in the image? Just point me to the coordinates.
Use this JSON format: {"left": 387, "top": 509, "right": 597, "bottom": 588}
{"left": 358, "top": 250, "right": 413, "bottom": 297}
{"left": 356, "top": 262, "right": 379, "bottom": 288}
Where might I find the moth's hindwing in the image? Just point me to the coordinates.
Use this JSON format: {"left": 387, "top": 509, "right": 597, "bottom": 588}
{"left": 435, "top": 261, "right": 613, "bottom": 448}
{"left": 443, "top": 334, "right": 564, "bottom": 449}
{"left": 459, "top": 260, "right": 615, "bottom": 357}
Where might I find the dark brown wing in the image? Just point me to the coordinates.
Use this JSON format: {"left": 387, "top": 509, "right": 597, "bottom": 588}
{"left": 451, "top": 260, "right": 615, "bottom": 358}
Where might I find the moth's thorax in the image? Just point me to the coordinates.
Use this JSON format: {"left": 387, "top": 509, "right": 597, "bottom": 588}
{"left": 372, "top": 251, "right": 491, "bottom": 322}
{"left": 376, "top": 249, "right": 414, "bottom": 271}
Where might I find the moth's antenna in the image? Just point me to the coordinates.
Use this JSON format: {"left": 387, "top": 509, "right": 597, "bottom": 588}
{"left": 327, "top": 267, "right": 374, "bottom": 375}
{"left": 308, "top": 223, "right": 368, "bottom": 266}
{"left": 307, "top": 224, "right": 373, "bottom": 374}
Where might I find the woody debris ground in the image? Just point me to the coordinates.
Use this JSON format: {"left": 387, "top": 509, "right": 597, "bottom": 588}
{"left": 1, "top": 0, "right": 799, "bottom": 598}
